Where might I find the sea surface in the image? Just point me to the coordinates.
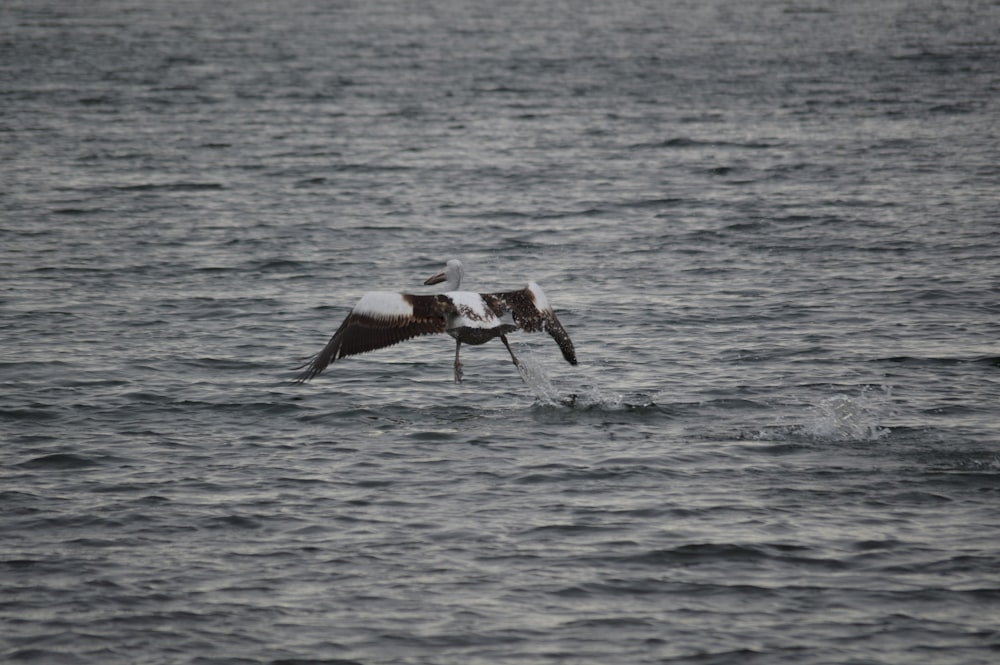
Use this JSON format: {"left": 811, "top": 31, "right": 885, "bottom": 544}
{"left": 3, "top": 1, "right": 1000, "bottom": 663}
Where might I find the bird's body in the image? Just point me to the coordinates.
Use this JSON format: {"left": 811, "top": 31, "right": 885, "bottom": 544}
{"left": 295, "top": 259, "right": 577, "bottom": 383}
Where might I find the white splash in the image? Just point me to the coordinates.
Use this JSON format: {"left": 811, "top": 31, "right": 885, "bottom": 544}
{"left": 514, "top": 352, "right": 654, "bottom": 411}
{"left": 515, "top": 351, "right": 562, "bottom": 404}
{"left": 800, "top": 386, "right": 894, "bottom": 442}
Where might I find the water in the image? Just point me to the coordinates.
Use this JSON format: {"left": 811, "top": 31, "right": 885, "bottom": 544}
{"left": 3, "top": 0, "right": 1000, "bottom": 663}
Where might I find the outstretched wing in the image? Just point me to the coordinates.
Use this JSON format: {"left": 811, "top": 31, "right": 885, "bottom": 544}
{"left": 483, "top": 282, "right": 577, "bottom": 365}
{"left": 294, "top": 292, "right": 453, "bottom": 383}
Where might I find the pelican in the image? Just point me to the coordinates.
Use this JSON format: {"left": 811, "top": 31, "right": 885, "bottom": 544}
{"left": 294, "top": 259, "right": 577, "bottom": 383}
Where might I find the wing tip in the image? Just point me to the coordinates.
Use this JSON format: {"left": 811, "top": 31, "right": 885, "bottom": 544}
{"left": 291, "top": 354, "right": 326, "bottom": 383}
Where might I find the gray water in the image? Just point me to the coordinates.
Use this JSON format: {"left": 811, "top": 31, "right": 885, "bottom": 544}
{"left": 3, "top": 1, "right": 1000, "bottom": 663}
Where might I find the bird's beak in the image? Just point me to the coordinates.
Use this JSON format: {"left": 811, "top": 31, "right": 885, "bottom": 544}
{"left": 424, "top": 270, "right": 446, "bottom": 286}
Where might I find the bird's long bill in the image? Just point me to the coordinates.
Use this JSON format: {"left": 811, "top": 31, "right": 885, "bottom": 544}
{"left": 423, "top": 270, "right": 447, "bottom": 286}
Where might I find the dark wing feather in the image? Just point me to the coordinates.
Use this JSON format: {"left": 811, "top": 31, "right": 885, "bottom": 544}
{"left": 294, "top": 294, "right": 452, "bottom": 383}
{"left": 483, "top": 287, "right": 578, "bottom": 365}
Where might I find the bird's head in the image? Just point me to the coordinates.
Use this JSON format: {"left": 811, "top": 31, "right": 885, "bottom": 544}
{"left": 424, "top": 259, "right": 464, "bottom": 291}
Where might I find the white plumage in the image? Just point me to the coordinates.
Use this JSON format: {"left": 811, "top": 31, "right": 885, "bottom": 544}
{"left": 352, "top": 292, "right": 420, "bottom": 318}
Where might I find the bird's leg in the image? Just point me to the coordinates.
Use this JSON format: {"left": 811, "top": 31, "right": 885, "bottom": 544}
{"left": 500, "top": 334, "right": 526, "bottom": 383}
{"left": 453, "top": 339, "right": 463, "bottom": 383}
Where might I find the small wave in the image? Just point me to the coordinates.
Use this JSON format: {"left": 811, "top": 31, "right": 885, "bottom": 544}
{"left": 52, "top": 207, "right": 103, "bottom": 216}
{"left": 110, "top": 182, "right": 225, "bottom": 192}
{"left": 617, "top": 542, "right": 833, "bottom": 569}
{"left": 628, "top": 137, "right": 778, "bottom": 150}
{"left": 17, "top": 452, "right": 101, "bottom": 470}
{"left": 619, "top": 197, "right": 686, "bottom": 210}
{"left": 199, "top": 514, "right": 262, "bottom": 530}
{"left": 1, "top": 405, "right": 64, "bottom": 422}
{"left": 876, "top": 355, "right": 1000, "bottom": 368}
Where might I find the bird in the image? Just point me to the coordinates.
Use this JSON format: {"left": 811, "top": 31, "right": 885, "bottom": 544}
{"left": 294, "top": 259, "right": 577, "bottom": 384}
